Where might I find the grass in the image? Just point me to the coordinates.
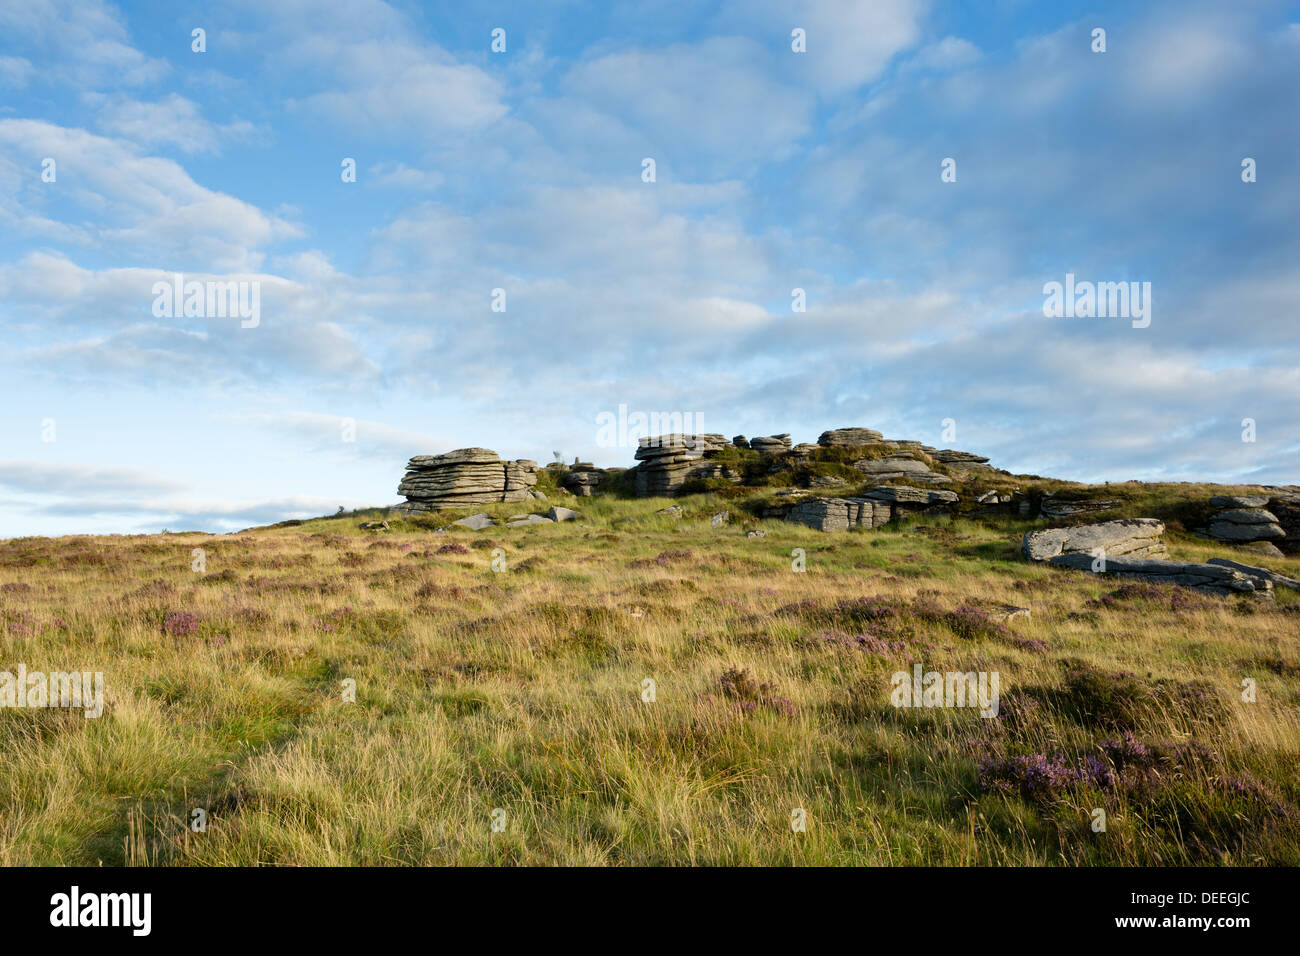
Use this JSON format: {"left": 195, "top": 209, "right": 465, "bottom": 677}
{"left": 0, "top": 486, "right": 1297, "bottom": 865}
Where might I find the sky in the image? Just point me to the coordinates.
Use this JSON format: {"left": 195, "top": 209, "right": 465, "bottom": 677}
{"left": 1, "top": 0, "right": 1298, "bottom": 536}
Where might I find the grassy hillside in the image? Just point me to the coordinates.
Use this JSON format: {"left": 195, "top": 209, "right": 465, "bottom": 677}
{"left": 1, "top": 488, "right": 1298, "bottom": 865}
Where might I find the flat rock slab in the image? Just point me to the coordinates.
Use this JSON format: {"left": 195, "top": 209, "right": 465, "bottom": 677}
{"left": 451, "top": 513, "right": 497, "bottom": 530}
{"left": 1206, "top": 557, "right": 1300, "bottom": 592}
{"left": 1050, "top": 553, "right": 1274, "bottom": 597}
{"left": 547, "top": 507, "right": 579, "bottom": 522}
{"left": 1024, "top": 518, "right": 1166, "bottom": 562}
{"left": 1210, "top": 495, "right": 1271, "bottom": 508}
{"left": 506, "top": 514, "right": 554, "bottom": 526}
{"left": 864, "top": 486, "right": 959, "bottom": 505}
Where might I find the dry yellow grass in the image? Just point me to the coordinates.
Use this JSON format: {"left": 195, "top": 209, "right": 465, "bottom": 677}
{"left": 1, "top": 494, "right": 1297, "bottom": 865}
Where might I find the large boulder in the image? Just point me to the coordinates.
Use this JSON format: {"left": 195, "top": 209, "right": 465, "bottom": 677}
{"left": 399, "top": 449, "right": 540, "bottom": 510}
{"left": 817, "top": 427, "right": 884, "bottom": 447}
{"left": 1023, "top": 519, "right": 1167, "bottom": 562}
{"left": 786, "top": 497, "right": 892, "bottom": 532}
{"left": 1205, "top": 507, "right": 1285, "bottom": 542}
{"left": 852, "top": 456, "right": 951, "bottom": 484}
{"left": 749, "top": 434, "right": 793, "bottom": 455}
{"left": 632, "top": 434, "right": 731, "bottom": 497}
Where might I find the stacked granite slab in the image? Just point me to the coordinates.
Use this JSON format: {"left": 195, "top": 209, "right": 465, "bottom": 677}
{"left": 1267, "top": 490, "right": 1300, "bottom": 554}
{"left": 1202, "top": 495, "right": 1286, "bottom": 546}
{"left": 786, "top": 486, "right": 960, "bottom": 531}
{"left": 632, "top": 433, "right": 731, "bottom": 497}
{"left": 748, "top": 434, "right": 793, "bottom": 455}
{"left": 398, "top": 448, "right": 540, "bottom": 511}
{"left": 563, "top": 463, "right": 606, "bottom": 497}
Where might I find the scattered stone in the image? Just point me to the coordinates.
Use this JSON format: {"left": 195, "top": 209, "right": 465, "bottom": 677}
{"left": 1050, "top": 553, "right": 1273, "bottom": 598}
{"left": 547, "top": 507, "right": 579, "bottom": 522}
{"left": 450, "top": 513, "right": 497, "bottom": 531}
{"left": 506, "top": 513, "right": 554, "bottom": 527}
{"left": 746, "top": 529, "right": 766, "bottom": 538}
{"left": 710, "top": 512, "right": 730, "bottom": 527}
{"left": 991, "top": 605, "right": 1031, "bottom": 625}
{"left": 1023, "top": 519, "right": 1167, "bottom": 562}
{"left": 656, "top": 506, "right": 684, "bottom": 517}
{"left": 399, "top": 448, "right": 539, "bottom": 510}
{"left": 359, "top": 520, "right": 390, "bottom": 531}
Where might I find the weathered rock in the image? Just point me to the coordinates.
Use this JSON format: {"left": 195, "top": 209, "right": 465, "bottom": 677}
{"left": 656, "top": 506, "right": 684, "bottom": 517}
{"left": 786, "top": 496, "right": 893, "bottom": 532}
{"left": 547, "top": 506, "right": 579, "bottom": 522}
{"left": 1205, "top": 505, "right": 1285, "bottom": 543}
{"left": 1050, "top": 553, "right": 1273, "bottom": 598}
{"left": 852, "top": 456, "right": 951, "bottom": 484}
{"left": 749, "top": 434, "right": 792, "bottom": 455}
{"left": 1267, "top": 491, "right": 1300, "bottom": 554}
{"left": 710, "top": 511, "right": 730, "bottom": 527}
{"left": 1205, "top": 557, "right": 1300, "bottom": 592}
{"left": 563, "top": 468, "right": 605, "bottom": 497}
{"left": 506, "top": 513, "right": 554, "bottom": 527}
{"left": 864, "top": 486, "right": 959, "bottom": 506}
{"left": 991, "top": 605, "right": 1031, "bottom": 625}
{"left": 359, "top": 520, "right": 390, "bottom": 531}
{"left": 1209, "top": 495, "right": 1271, "bottom": 508}
{"left": 818, "top": 427, "right": 884, "bottom": 447}
{"left": 632, "top": 434, "right": 731, "bottom": 496}
{"left": 1039, "top": 496, "right": 1123, "bottom": 519}
{"left": 732, "top": 435, "right": 749, "bottom": 449}
{"left": 1023, "top": 519, "right": 1167, "bottom": 562}
{"left": 808, "top": 474, "right": 847, "bottom": 489}
{"left": 746, "top": 529, "right": 766, "bottom": 539}
{"left": 1240, "top": 541, "right": 1285, "bottom": 558}
{"left": 451, "top": 513, "right": 496, "bottom": 530}
{"left": 399, "top": 448, "right": 539, "bottom": 510}
{"left": 930, "top": 449, "right": 992, "bottom": 468}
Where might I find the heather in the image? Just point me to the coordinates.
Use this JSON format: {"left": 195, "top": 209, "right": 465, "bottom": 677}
{"left": 0, "top": 497, "right": 1297, "bottom": 865}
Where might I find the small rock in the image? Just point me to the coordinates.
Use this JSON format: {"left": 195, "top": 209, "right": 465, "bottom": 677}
{"left": 505, "top": 514, "right": 554, "bottom": 527}
{"left": 358, "top": 520, "right": 390, "bottom": 531}
{"left": 710, "top": 512, "right": 730, "bottom": 527}
{"left": 746, "top": 529, "right": 766, "bottom": 538}
{"left": 547, "top": 506, "right": 579, "bottom": 522}
{"left": 657, "top": 506, "right": 684, "bottom": 517}
{"left": 992, "top": 605, "right": 1031, "bottom": 625}
{"left": 451, "top": 513, "right": 496, "bottom": 530}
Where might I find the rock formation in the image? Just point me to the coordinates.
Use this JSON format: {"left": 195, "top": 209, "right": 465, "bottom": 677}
{"left": 1023, "top": 519, "right": 1168, "bottom": 562}
{"left": 631, "top": 433, "right": 731, "bottom": 496}
{"left": 1049, "top": 553, "right": 1274, "bottom": 598}
{"left": 786, "top": 486, "right": 960, "bottom": 531}
{"left": 1201, "top": 495, "right": 1286, "bottom": 545}
{"left": 398, "top": 448, "right": 541, "bottom": 511}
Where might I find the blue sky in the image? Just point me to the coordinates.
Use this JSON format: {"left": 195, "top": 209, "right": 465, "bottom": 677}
{"left": 1, "top": 0, "right": 1298, "bottom": 535}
